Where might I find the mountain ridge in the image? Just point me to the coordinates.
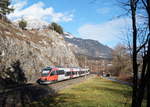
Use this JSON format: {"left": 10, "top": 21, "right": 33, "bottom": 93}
{"left": 63, "top": 32, "right": 112, "bottom": 59}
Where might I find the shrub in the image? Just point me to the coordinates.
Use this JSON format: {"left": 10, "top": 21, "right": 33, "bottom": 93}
{"left": 19, "top": 19, "right": 27, "bottom": 30}
{"left": 50, "top": 22, "right": 63, "bottom": 34}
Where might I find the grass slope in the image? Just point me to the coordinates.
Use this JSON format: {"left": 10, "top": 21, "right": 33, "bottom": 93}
{"left": 31, "top": 77, "right": 132, "bottom": 107}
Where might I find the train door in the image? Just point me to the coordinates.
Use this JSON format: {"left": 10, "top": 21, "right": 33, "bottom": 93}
{"left": 65, "top": 71, "right": 71, "bottom": 79}
{"left": 49, "top": 70, "right": 58, "bottom": 81}
{"left": 56, "top": 70, "right": 65, "bottom": 81}
{"left": 70, "top": 70, "right": 73, "bottom": 78}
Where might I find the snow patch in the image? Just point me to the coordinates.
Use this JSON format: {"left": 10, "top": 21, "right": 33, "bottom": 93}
{"left": 64, "top": 32, "right": 74, "bottom": 39}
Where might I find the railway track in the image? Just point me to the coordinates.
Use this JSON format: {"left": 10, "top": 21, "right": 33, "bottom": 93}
{"left": 49, "top": 74, "right": 95, "bottom": 91}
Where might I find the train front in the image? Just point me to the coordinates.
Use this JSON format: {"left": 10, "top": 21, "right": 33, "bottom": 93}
{"left": 37, "top": 67, "right": 52, "bottom": 84}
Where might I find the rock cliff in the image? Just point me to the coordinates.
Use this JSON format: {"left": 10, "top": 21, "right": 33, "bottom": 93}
{"left": 0, "top": 20, "right": 79, "bottom": 82}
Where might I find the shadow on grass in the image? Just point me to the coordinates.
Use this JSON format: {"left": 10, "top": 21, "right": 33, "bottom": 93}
{"left": 0, "top": 84, "right": 58, "bottom": 107}
{"left": 32, "top": 93, "right": 78, "bottom": 107}
{"left": 29, "top": 84, "right": 132, "bottom": 106}
{"left": 0, "top": 60, "right": 58, "bottom": 107}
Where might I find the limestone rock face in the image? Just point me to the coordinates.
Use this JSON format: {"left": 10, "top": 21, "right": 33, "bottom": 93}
{"left": 0, "top": 21, "right": 79, "bottom": 82}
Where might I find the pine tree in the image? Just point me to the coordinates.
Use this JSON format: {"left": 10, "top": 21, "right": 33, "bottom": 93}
{"left": 0, "top": 0, "right": 13, "bottom": 19}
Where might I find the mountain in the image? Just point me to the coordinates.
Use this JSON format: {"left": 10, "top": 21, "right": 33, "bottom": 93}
{"left": 0, "top": 20, "right": 79, "bottom": 82}
{"left": 63, "top": 32, "right": 112, "bottom": 59}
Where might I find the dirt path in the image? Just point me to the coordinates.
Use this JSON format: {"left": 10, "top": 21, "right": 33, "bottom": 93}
{"left": 102, "top": 76, "right": 132, "bottom": 86}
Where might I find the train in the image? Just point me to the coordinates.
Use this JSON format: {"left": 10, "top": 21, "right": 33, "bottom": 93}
{"left": 37, "top": 66, "right": 90, "bottom": 84}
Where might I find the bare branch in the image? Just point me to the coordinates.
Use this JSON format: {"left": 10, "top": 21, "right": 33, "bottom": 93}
{"left": 141, "top": 0, "right": 150, "bottom": 15}
{"left": 137, "top": 33, "right": 150, "bottom": 53}
{"left": 135, "top": 0, "right": 140, "bottom": 6}
{"left": 141, "top": 0, "right": 147, "bottom": 8}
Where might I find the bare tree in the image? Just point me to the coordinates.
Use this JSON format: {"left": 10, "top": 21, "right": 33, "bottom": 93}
{"left": 112, "top": 44, "right": 132, "bottom": 78}
{"left": 90, "top": 0, "right": 150, "bottom": 106}
{"left": 128, "top": 0, "right": 150, "bottom": 106}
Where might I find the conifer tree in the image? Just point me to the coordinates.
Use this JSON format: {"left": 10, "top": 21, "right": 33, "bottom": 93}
{"left": 0, "top": 0, "right": 13, "bottom": 19}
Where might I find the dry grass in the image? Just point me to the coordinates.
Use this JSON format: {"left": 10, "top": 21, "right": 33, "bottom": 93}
{"left": 31, "top": 77, "right": 132, "bottom": 107}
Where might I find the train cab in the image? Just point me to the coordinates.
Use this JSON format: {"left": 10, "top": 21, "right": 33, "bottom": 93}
{"left": 38, "top": 67, "right": 58, "bottom": 84}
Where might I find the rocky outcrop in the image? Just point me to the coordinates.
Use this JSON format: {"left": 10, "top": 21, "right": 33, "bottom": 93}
{"left": 0, "top": 20, "right": 79, "bottom": 82}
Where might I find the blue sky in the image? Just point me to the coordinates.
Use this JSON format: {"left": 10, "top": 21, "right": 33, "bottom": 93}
{"left": 9, "top": 0, "right": 130, "bottom": 47}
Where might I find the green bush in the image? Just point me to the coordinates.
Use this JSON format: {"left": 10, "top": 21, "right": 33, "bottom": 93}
{"left": 50, "top": 22, "right": 64, "bottom": 34}
{"left": 19, "top": 19, "right": 27, "bottom": 30}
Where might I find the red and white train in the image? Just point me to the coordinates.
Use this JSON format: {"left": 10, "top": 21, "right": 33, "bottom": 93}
{"left": 37, "top": 66, "right": 90, "bottom": 84}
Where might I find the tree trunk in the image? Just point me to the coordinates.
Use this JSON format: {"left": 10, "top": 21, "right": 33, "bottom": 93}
{"left": 147, "top": 0, "right": 150, "bottom": 105}
{"left": 130, "top": 0, "right": 138, "bottom": 106}
{"left": 146, "top": 36, "right": 150, "bottom": 107}
{"left": 147, "top": 79, "right": 150, "bottom": 107}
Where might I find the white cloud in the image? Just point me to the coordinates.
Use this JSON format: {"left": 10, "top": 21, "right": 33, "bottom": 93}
{"left": 12, "top": 0, "right": 28, "bottom": 10}
{"left": 8, "top": 1, "right": 73, "bottom": 23}
{"left": 78, "top": 18, "right": 131, "bottom": 47}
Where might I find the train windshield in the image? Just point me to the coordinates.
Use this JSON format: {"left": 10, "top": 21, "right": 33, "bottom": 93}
{"left": 41, "top": 68, "right": 52, "bottom": 76}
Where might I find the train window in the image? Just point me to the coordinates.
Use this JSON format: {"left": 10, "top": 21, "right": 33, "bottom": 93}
{"left": 60, "top": 70, "right": 64, "bottom": 74}
{"left": 72, "top": 72, "right": 75, "bottom": 75}
{"left": 78, "top": 71, "right": 81, "bottom": 74}
{"left": 56, "top": 70, "right": 65, "bottom": 75}
{"left": 65, "top": 72, "right": 71, "bottom": 76}
{"left": 50, "top": 71, "right": 56, "bottom": 76}
{"left": 41, "top": 70, "right": 49, "bottom": 76}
